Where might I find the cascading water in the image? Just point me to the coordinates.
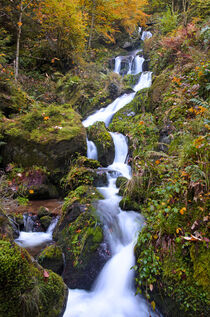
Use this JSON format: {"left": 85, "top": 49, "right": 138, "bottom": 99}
{"left": 87, "top": 138, "right": 98, "bottom": 160}
{"left": 64, "top": 32, "right": 161, "bottom": 317}
{"left": 15, "top": 217, "right": 58, "bottom": 248}
{"left": 114, "top": 56, "right": 123, "bottom": 74}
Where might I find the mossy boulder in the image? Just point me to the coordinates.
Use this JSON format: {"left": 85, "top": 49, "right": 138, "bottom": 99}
{"left": 0, "top": 240, "right": 67, "bottom": 317}
{"left": 54, "top": 185, "right": 109, "bottom": 289}
{"left": 38, "top": 206, "right": 51, "bottom": 218}
{"left": 119, "top": 196, "right": 140, "bottom": 211}
{"left": 0, "top": 78, "right": 32, "bottom": 117}
{"left": 87, "top": 122, "right": 114, "bottom": 166}
{"left": 148, "top": 71, "right": 170, "bottom": 110}
{"left": 116, "top": 176, "right": 128, "bottom": 195}
{"left": 38, "top": 245, "right": 64, "bottom": 275}
{"left": 2, "top": 103, "right": 87, "bottom": 174}
{"left": 40, "top": 216, "right": 52, "bottom": 230}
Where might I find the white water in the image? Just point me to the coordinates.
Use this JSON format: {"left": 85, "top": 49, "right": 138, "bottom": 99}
{"left": 83, "top": 50, "right": 152, "bottom": 129}
{"left": 133, "top": 56, "right": 145, "bottom": 75}
{"left": 15, "top": 217, "right": 58, "bottom": 248}
{"left": 83, "top": 92, "right": 135, "bottom": 128}
{"left": 87, "top": 138, "right": 98, "bottom": 160}
{"left": 114, "top": 56, "right": 123, "bottom": 74}
{"left": 64, "top": 45, "right": 160, "bottom": 316}
{"left": 141, "top": 31, "right": 152, "bottom": 41}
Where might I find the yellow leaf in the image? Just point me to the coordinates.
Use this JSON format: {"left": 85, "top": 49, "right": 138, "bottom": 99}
{"left": 153, "top": 234, "right": 158, "bottom": 240}
{"left": 29, "top": 189, "right": 34, "bottom": 194}
{"left": 151, "top": 301, "right": 156, "bottom": 311}
{"left": 176, "top": 228, "right": 182, "bottom": 234}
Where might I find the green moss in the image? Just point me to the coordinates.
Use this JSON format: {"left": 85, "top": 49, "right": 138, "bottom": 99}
{"left": 62, "top": 185, "right": 103, "bottom": 215}
{"left": 58, "top": 211, "right": 103, "bottom": 268}
{"left": 0, "top": 240, "right": 66, "bottom": 317}
{"left": 190, "top": 244, "right": 210, "bottom": 290}
{"left": 87, "top": 121, "right": 114, "bottom": 166}
{"left": 5, "top": 103, "right": 84, "bottom": 143}
{"left": 40, "top": 216, "right": 52, "bottom": 230}
{"left": 38, "top": 245, "right": 63, "bottom": 275}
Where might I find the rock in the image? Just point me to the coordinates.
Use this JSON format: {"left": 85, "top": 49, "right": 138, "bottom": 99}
{"left": 119, "top": 196, "right": 140, "bottom": 211}
{"left": 93, "top": 169, "right": 108, "bottom": 187}
{"left": 40, "top": 215, "right": 52, "bottom": 230}
{"left": 54, "top": 185, "right": 109, "bottom": 290}
{"left": 0, "top": 207, "right": 17, "bottom": 239}
{"left": 38, "top": 206, "right": 50, "bottom": 218}
{"left": 2, "top": 103, "right": 87, "bottom": 174}
{"left": 116, "top": 176, "right": 128, "bottom": 196}
{"left": 87, "top": 122, "right": 115, "bottom": 167}
{"left": 0, "top": 240, "right": 67, "bottom": 317}
{"left": 38, "top": 245, "right": 64, "bottom": 275}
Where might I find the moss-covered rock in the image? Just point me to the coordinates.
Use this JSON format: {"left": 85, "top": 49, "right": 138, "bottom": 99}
{"left": 2, "top": 103, "right": 87, "bottom": 174}
{"left": 119, "top": 196, "right": 140, "bottom": 211}
{"left": 0, "top": 78, "right": 32, "bottom": 117}
{"left": 116, "top": 176, "right": 128, "bottom": 195}
{"left": 0, "top": 240, "right": 67, "bottom": 317}
{"left": 38, "top": 245, "right": 64, "bottom": 275}
{"left": 40, "top": 215, "right": 52, "bottom": 230}
{"left": 87, "top": 122, "right": 114, "bottom": 166}
{"left": 54, "top": 185, "right": 109, "bottom": 289}
{"left": 38, "top": 206, "right": 51, "bottom": 218}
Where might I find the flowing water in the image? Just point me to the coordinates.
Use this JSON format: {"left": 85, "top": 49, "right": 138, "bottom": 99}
{"left": 15, "top": 217, "right": 58, "bottom": 248}
{"left": 64, "top": 35, "right": 160, "bottom": 317}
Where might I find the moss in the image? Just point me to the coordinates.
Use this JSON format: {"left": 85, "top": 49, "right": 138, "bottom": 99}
{"left": 62, "top": 185, "right": 103, "bottom": 215}
{"left": 148, "top": 70, "right": 170, "bottom": 110}
{"left": 5, "top": 103, "right": 84, "bottom": 143}
{"left": 0, "top": 240, "right": 66, "bottom": 317}
{"left": 58, "top": 211, "right": 103, "bottom": 268}
{"left": 2, "top": 103, "right": 86, "bottom": 173}
{"left": 87, "top": 121, "right": 114, "bottom": 166}
{"left": 65, "top": 166, "right": 96, "bottom": 190}
{"left": 38, "top": 245, "right": 64, "bottom": 275}
{"left": 119, "top": 196, "right": 140, "bottom": 211}
{"left": 38, "top": 206, "right": 50, "bottom": 218}
{"left": 39, "top": 216, "right": 52, "bottom": 230}
{"left": 0, "top": 78, "right": 33, "bottom": 116}
{"left": 190, "top": 244, "right": 210, "bottom": 290}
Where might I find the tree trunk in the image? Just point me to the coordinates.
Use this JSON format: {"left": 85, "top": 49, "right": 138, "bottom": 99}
{"left": 15, "top": 2, "right": 23, "bottom": 82}
{"left": 88, "top": 0, "right": 96, "bottom": 49}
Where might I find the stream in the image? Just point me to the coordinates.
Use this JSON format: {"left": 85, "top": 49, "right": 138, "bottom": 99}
{"left": 14, "top": 31, "right": 160, "bottom": 317}
{"left": 63, "top": 32, "right": 159, "bottom": 317}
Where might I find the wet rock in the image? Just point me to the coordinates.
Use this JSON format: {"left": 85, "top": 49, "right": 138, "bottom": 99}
{"left": 87, "top": 122, "right": 115, "bottom": 167}
{"left": 38, "top": 245, "right": 64, "bottom": 275}
{"left": 54, "top": 186, "right": 109, "bottom": 290}
{"left": 38, "top": 206, "right": 51, "bottom": 218}
{"left": 40, "top": 215, "right": 52, "bottom": 230}
{"left": 0, "top": 240, "right": 67, "bottom": 317}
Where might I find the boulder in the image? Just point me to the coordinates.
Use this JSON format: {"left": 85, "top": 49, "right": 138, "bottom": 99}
{"left": 38, "top": 245, "right": 64, "bottom": 275}
{"left": 54, "top": 185, "right": 110, "bottom": 290}
{"left": 2, "top": 103, "right": 87, "bottom": 174}
{"left": 87, "top": 122, "right": 115, "bottom": 167}
{"left": 0, "top": 240, "right": 67, "bottom": 317}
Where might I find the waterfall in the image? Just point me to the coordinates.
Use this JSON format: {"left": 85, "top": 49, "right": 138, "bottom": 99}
{"left": 141, "top": 31, "right": 152, "bottom": 41}
{"left": 114, "top": 56, "right": 123, "bottom": 74}
{"left": 87, "top": 138, "right": 98, "bottom": 160}
{"left": 64, "top": 32, "right": 160, "bottom": 317}
{"left": 132, "top": 56, "right": 145, "bottom": 75}
{"left": 15, "top": 217, "right": 58, "bottom": 248}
